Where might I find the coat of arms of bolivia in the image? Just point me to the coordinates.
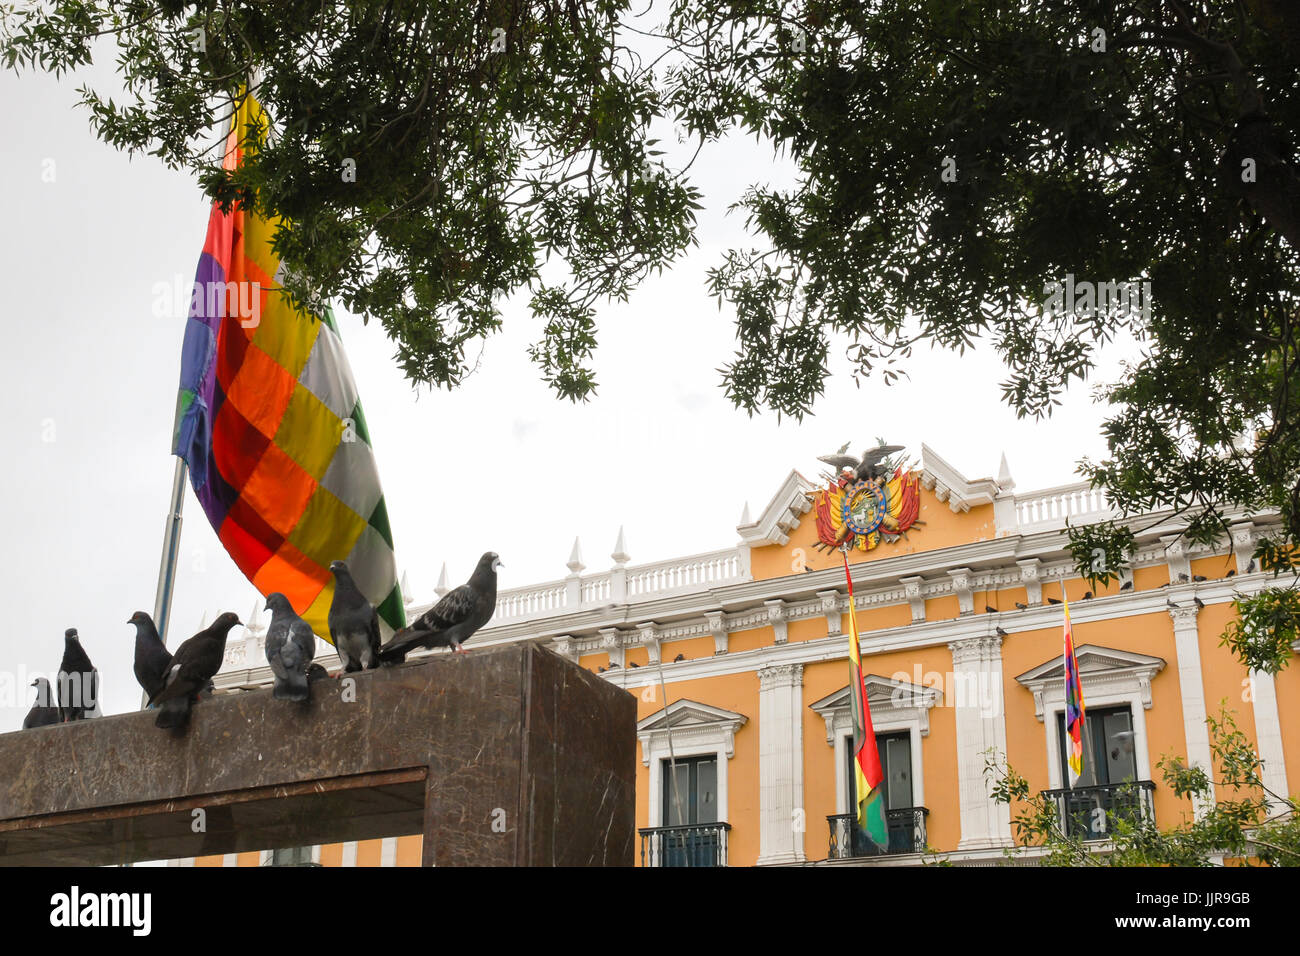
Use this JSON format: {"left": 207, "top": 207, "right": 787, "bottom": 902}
{"left": 812, "top": 445, "right": 923, "bottom": 552}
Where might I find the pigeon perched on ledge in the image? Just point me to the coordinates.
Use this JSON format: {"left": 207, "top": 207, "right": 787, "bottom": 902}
{"left": 57, "top": 628, "right": 97, "bottom": 722}
{"left": 149, "top": 612, "right": 241, "bottom": 729}
{"left": 328, "top": 561, "right": 380, "bottom": 672}
{"left": 129, "top": 611, "right": 173, "bottom": 702}
{"left": 379, "top": 552, "right": 501, "bottom": 664}
{"left": 265, "top": 593, "right": 317, "bottom": 702}
{"left": 23, "top": 678, "right": 60, "bottom": 729}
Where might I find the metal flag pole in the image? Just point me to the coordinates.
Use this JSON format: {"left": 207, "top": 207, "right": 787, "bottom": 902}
{"left": 152, "top": 458, "right": 188, "bottom": 647}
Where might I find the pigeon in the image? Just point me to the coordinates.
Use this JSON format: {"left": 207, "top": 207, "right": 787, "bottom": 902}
{"left": 129, "top": 611, "right": 173, "bottom": 701}
{"left": 1047, "top": 597, "right": 1062, "bottom": 605}
{"left": 1082, "top": 591, "right": 1093, "bottom": 600}
{"left": 1193, "top": 574, "right": 1207, "bottom": 582}
{"left": 1177, "top": 572, "right": 1190, "bottom": 583}
{"left": 597, "top": 666, "right": 607, "bottom": 674}
{"left": 23, "top": 678, "right": 60, "bottom": 729}
{"left": 1015, "top": 602, "right": 1028, "bottom": 610}
{"left": 328, "top": 561, "right": 381, "bottom": 672}
{"left": 607, "top": 661, "right": 620, "bottom": 669}
{"left": 57, "top": 628, "right": 98, "bottom": 722}
{"left": 265, "top": 593, "right": 317, "bottom": 702}
{"left": 984, "top": 605, "right": 997, "bottom": 614}
{"left": 629, "top": 662, "right": 640, "bottom": 668}
{"left": 673, "top": 654, "right": 686, "bottom": 662}
{"left": 1193, "top": 596, "right": 1205, "bottom": 609}
{"left": 378, "top": 552, "right": 501, "bottom": 664}
{"left": 149, "top": 612, "right": 241, "bottom": 729}
{"left": 1247, "top": 559, "right": 1256, "bottom": 573}
{"left": 1167, "top": 599, "right": 1180, "bottom": 609}
{"left": 307, "top": 663, "right": 330, "bottom": 682}
{"left": 1119, "top": 580, "right": 1134, "bottom": 591}
{"left": 1225, "top": 569, "right": 1237, "bottom": 578}
{"left": 995, "top": 627, "right": 1008, "bottom": 637}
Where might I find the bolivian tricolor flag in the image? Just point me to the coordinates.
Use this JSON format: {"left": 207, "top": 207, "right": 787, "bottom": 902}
{"left": 171, "top": 91, "right": 405, "bottom": 642}
{"left": 842, "top": 551, "right": 889, "bottom": 848}
{"left": 1063, "top": 591, "right": 1085, "bottom": 786}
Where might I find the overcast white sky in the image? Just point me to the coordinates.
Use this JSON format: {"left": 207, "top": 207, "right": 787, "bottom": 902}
{"left": 0, "top": 55, "right": 1134, "bottom": 725}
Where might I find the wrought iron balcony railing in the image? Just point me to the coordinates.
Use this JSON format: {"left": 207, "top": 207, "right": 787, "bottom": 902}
{"left": 1041, "top": 780, "right": 1156, "bottom": 841}
{"left": 638, "top": 822, "right": 732, "bottom": 867}
{"left": 827, "top": 807, "right": 929, "bottom": 859}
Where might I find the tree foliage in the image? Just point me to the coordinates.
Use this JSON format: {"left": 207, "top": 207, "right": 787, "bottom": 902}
{"left": 985, "top": 708, "right": 1300, "bottom": 866}
{"left": 4, "top": 1, "right": 1299, "bottom": 664}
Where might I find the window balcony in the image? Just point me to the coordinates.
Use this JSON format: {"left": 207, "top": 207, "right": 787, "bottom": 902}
{"left": 638, "top": 822, "right": 731, "bottom": 867}
{"left": 827, "top": 807, "right": 929, "bottom": 859}
{"left": 1040, "top": 780, "right": 1156, "bottom": 840}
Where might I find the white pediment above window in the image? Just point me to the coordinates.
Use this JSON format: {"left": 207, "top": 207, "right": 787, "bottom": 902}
{"left": 636, "top": 699, "right": 747, "bottom": 766}
{"left": 1015, "top": 644, "right": 1166, "bottom": 722}
{"left": 809, "top": 674, "right": 941, "bottom": 745}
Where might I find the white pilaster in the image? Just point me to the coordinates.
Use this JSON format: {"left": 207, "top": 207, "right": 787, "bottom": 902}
{"left": 1249, "top": 669, "right": 1290, "bottom": 811}
{"left": 756, "top": 663, "right": 806, "bottom": 865}
{"left": 380, "top": 837, "right": 398, "bottom": 867}
{"left": 948, "top": 635, "right": 1013, "bottom": 849}
{"left": 1168, "top": 605, "right": 1215, "bottom": 815}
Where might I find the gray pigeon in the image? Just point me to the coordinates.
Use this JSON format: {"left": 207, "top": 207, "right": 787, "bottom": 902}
{"left": 129, "top": 611, "right": 173, "bottom": 701}
{"left": 328, "top": 561, "right": 380, "bottom": 672}
{"left": 23, "top": 678, "right": 60, "bottom": 729}
{"left": 379, "top": 552, "right": 501, "bottom": 664}
{"left": 57, "top": 628, "right": 97, "bottom": 722}
{"left": 265, "top": 592, "right": 317, "bottom": 701}
{"left": 149, "top": 611, "right": 241, "bottom": 729}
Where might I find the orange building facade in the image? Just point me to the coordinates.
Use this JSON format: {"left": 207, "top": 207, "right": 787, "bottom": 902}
{"left": 191, "top": 445, "right": 1299, "bottom": 866}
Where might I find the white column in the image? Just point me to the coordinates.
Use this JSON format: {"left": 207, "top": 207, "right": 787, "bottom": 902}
{"left": 948, "top": 635, "right": 1013, "bottom": 849}
{"left": 1169, "top": 605, "right": 1215, "bottom": 815}
{"left": 380, "top": 837, "right": 398, "bottom": 867}
{"left": 221, "top": 853, "right": 238, "bottom": 867}
{"left": 341, "top": 841, "right": 358, "bottom": 867}
{"left": 756, "top": 663, "right": 805, "bottom": 865}
{"left": 1249, "top": 669, "right": 1290, "bottom": 811}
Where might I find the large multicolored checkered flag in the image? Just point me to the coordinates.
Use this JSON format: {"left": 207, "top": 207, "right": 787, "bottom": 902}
{"left": 171, "top": 92, "right": 405, "bottom": 642}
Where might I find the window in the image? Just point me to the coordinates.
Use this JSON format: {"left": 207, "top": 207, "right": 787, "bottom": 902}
{"left": 662, "top": 755, "right": 718, "bottom": 827}
{"left": 659, "top": 755, "right": 722, "bottom": 866}
{"left": 843, "top": 731, "right": 923, "bottom": 854}
{"left": 845, "top": 732, "right": 912, "bottom": 811}
{"left": 1055, "top": 705, "right": 1137, "bottom": 789}
{"left": 266, "top": 846, "right": 315, "bottom": 866}
{"left": 1052, "top": 704, "right": 1150, "bottom": 839}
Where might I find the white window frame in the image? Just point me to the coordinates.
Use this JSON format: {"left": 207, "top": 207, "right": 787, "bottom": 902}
{"left": 637, "top": 700, "right": 747, "bottom": 828}
{"left": 810, "top": 675, "right": 940, "bottom": 813}
{"left": 1015, "top": 644, "right": 1164, "bottom": 790}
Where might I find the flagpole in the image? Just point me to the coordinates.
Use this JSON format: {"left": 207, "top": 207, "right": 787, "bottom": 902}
{"left": 152, "top": 457, "right": 188, "bottom": 647}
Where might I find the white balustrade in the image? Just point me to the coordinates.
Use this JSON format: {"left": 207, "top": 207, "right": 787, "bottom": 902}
{"left": 475, "top": 547, "right": 746, "bottom": 625}
{"left": 1013, "top": 484, "right": 1113, "bottom": 530}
